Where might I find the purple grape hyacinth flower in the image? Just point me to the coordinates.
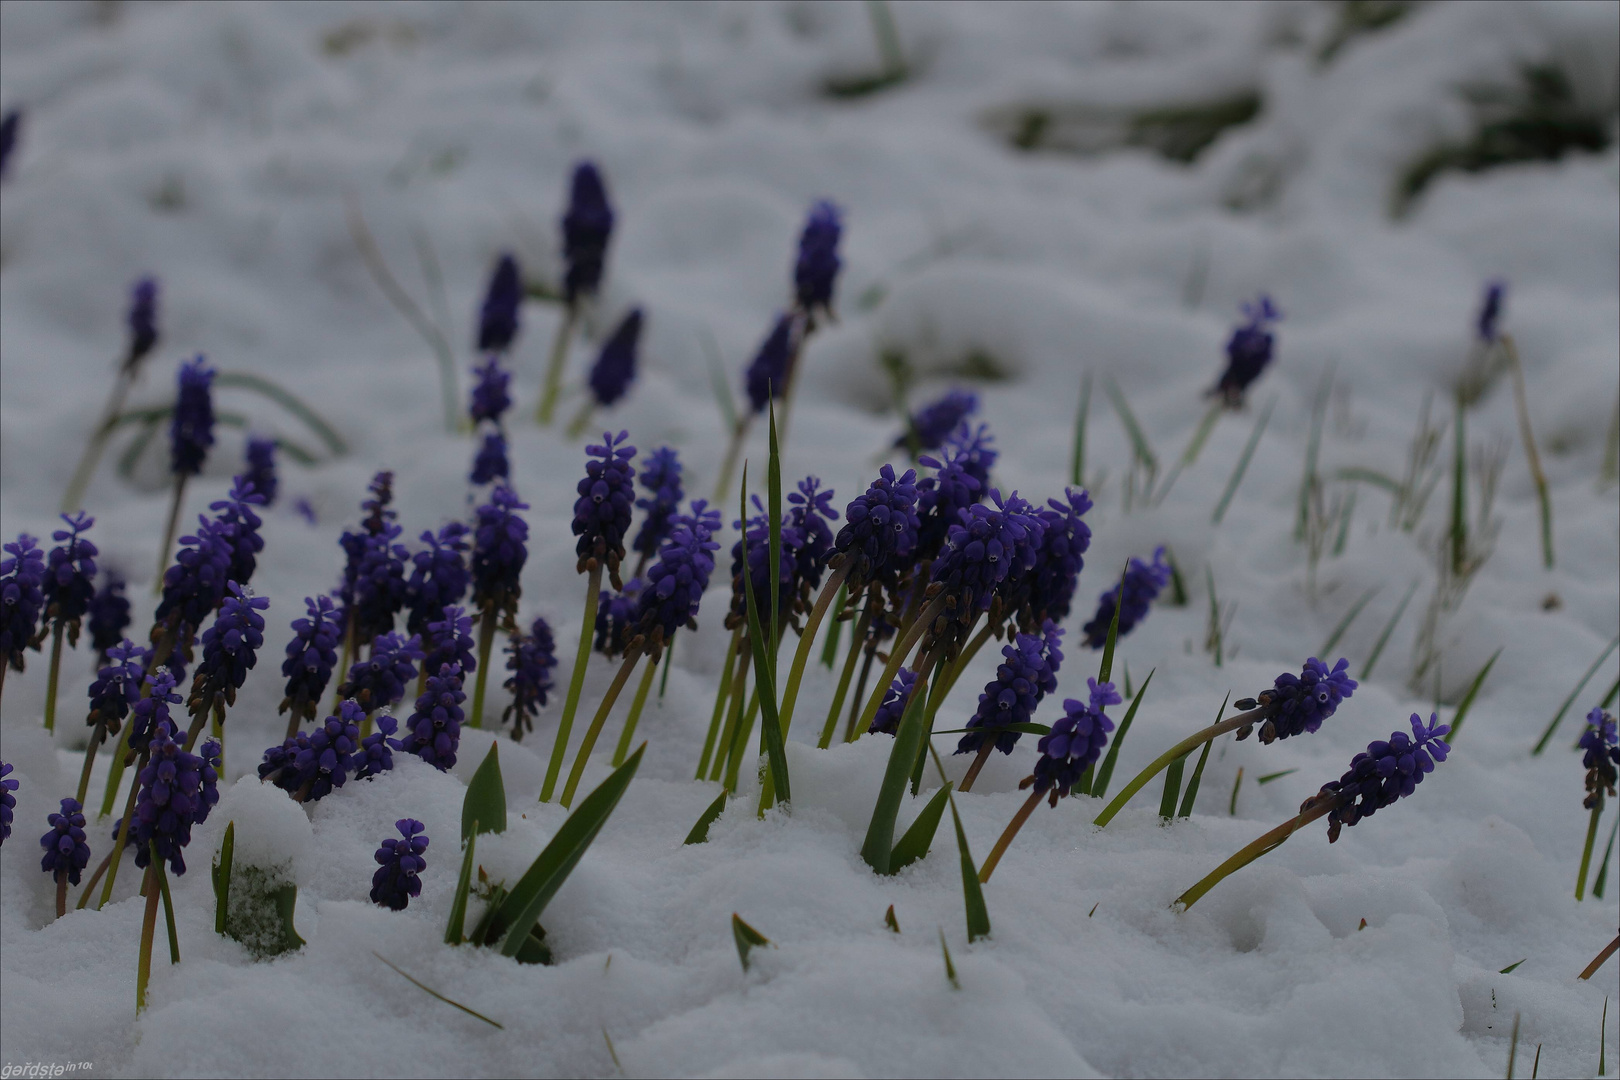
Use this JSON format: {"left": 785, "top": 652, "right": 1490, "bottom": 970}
{"left": 1578, "top": 707, "right": 1618, "bottom": 810}
{"left": 126, "top": 277, "right": 160, "bottom": 371}
{"left": 339, "top": 631, "right": 424, "bottom": 713}
{"left": 635, "top": 502, "right": 721, "bottom": 658}
{"left": 350, "top": 521, "right": 409, "bottom": 644}
{"left": 211, "top": 477, "right": 267, "bottom": 590}
{"left": 588, "top": 308, "right": 643, "bottom": 408}
{"left": 504, "top": 615, "right": 557, "bottom": 739}
{"left": 243, "top": 436, "right": 278, "bottom": 507}
{"left": 1317, "top": 713, "right": 1450, "bottom": 842}
{"left": 472, "top": 485, "right": 529, "bottom": 623}
{"left": 0, "top": 761, "right": 16, "bottom": 845}
{"left": 397, "top": 662, "right": 466, "bottom": 770}
{"left": 897, "top": 389, "right": 978, "bottom": 453}
{"left": 405, "top": 522, "right": 471, "bottom": 637}
{"left": 562, "top": 162, "right": 614, "bottom": 303}
{"left": 259, "top": 699, "right": 363, "bottom": 802}
{"left": 2, "top": 533, "right": 46, "bottom": 674}
{"left": 1477, "top": 280, "right": 1506, "bottom": 344}
{"left": 785, "top": 476, "right": 838, "bottom": 610}
{"left": 354, "top": 713, "right": 398, "bottom": 781}
{"left": 422, "top": 606, "right": 477, "bottom": 681}
{"left": 169, "top": 356, "right": 217, "bottom": 477}
{"left": 633, "top": 447, "right": 684, "bottom": 562}
{"left": 1013, "top": 489, "right": 1094, "bottom": 633}
{"left": 132, "top": 720, "right": 221, "bottom": 875}
{"left": 794, "top": 200, "right": 842, "bottom": 317}
{"left": 1211, "top": 295, "right": 1281, "bottom": 408}
{"left": 477, "top": 253, "right": 523, "bottom": 353}
{"left": 572, "top": 431, "right": 636, "bottom": 584}
{"left": 927, "top": 490, "right": 1044, "bottom": 653}
{"left": 832, "top": 464, "right": 921, "bottom": 596}
{"left": 1032, "top": 678, "right": 1122, "bottom": 801}
{"left": 868, "top": 668, "right": 918, "bottom": 736}
{"left": 279, "top": 595, "right": 341, "bottom": 723}
{"left": 745, "top": 314, "right": 796, "bottom": 415}
{"left": 914, "top": 447, "right": 984, "bottom": 569}
{"left": 595, "top": 580, "right": 641, "bottom": 659}
{"left": 155, "top": 514, "right": 232, "bottom": 635}
{"left": 127, "top": 670, "right": 182, "bottom": 757}
{"left": 371, "top": 818, "right": 428, "bottom": 911}
{"left": 88, "top": 570, "right": 131, "bottom": 661}
{"left": 43, "top": 512, "right": 98, "bottom": 636}
{"left": 470, "top": 431, "right": 510, "bottom": 486}
{"left": 957, "top": 622, "right": 1063, "bottom": 756}
{"left": 87, "top": 638, "right": 147, "bottom": 734}
{"left": 40, "top": 798, "right": 90, "bottom": 887}
{"left": 338, "top": 472, "right": 397, "bottom": 615}
{"left": 1082, "top": 547, "right": 1172, "bottom": 649}
{"left": 190, "top": 582, "right": 269, "bottom": 713}
{"left": 727, "top": 497, "right": 800, "bottom": 635}
{"left": 1239, "top": 657, "right": 1357, "bottom": 745}
{"left": 469, "top": 356, "right": 512, "bottom": 426}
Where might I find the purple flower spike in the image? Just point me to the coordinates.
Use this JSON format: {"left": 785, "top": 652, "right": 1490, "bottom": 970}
{"left": 397, "top": 662, "right": 466, "bottom": 771}
{"left": 1477, "top": 280, "right": 1506, "bottom": 344}
{"left": 191, "top": 582, "right": 269, "bottom": 713}
{"left": 338, "top": 472, "right": 397, "bottom": 613}
{"left": 1318, "top": 713, "right": 1450, "bottom": 841}
{"left": 927, "top": 490, "right": 1044, "bottom": 652}
{"left": 785, "top": 476, "right": 838, "bottom": 607}
{"left": 133, "top": 723, "right": 221, "bottom": 876}
{"left": 1244, "top": 657, "right": 1357, "bottom": 744}
{"left": 572, "top": 431, "right": 636, "bottom": 584}
{"left": 371, "top": 818, "right": 428, "bottom": 911}
{"left": 1032, "top": 678, "right": 1122, "bottom": 801}
{"left": 156, "top": 515, "right": 232, "bottom": 635}
{"left": 745, "top": 314, "right": 796, "bottom": 415}
{"left": 898, "top": 389, "right": 979, "bottom": 453}
{"left": 595, "top": 580, "right": 641, "bottom": 659}
{"left": 354, "top": 713, "right": 398, "bottom": 781}
{"left": 1082, "top": 547, "right": 1172, "bottom": 649}
{"left": 211, "top": 476, "right": 267, "bottom": 590}
{"left": 0, "top": 761, "right": 16, "bottom": 845}
{"left": 1211, "top": 295, "right": 1281, "bottom": 408}
{"left": 477, "top": 253, "right": 523, "bottom": 353}
{"left": 259, "top": 699, "right": 363, "bottom": 802}
{"left": 88, "top": 639, "right": 148, "bottom": 734}
{"left": 1013, "top": 489, "right": 1094, "bottom": 633}
{"left": 957, "top": 622, "right": 1063, "bottom": 756}
{"left": 169, "top": 356, "right": 217, "bottom": 478}
{"left": 504, "top": 615, "right": 557, "bottom": 739}
{"left": 794, "top": 200, "right": 842, "bottom": 317}
{"left": 351, "top": 521, "right": 410, "bottom": 644}
{"left": 2, "top": 533, "right": 46, "bottom": 673}
{"left": 43, "top": 512, "right": 98, "bottom": 635}
{"left": 422, "top": 606, "right": 477, "bottom": 680}
{"left": 634, "top": 502, "right": 721, "bottom": 657}
{"left": 1578, "top": 707, "right": 1618, "bottom": 810}
{"left": 470, "top": 431, "right": 510, "bottom": 486}
{"left": 280, "top": 595, "right": 341, "bottom": 723}
{"left": 589, "top": 308, "right": 643, "bottom": 408}
{"left": 243, "top": 436, "right": 278, "bottom": 507}
{"left": 126, "top": 277, "right": 160, "bottom": 371}
{"left": 868, "top": 668, "right": 918, "bottom": 736}
{"left": 40, "top": 798, "right": 91, "bottom": 886}
{"left": 340, "top": 631, "right": 424, "bottom": 713}
{"left": 562, "top": 162, "right": 614, "bottom": 303}
{"left": 88, "top": 570, "right": 132, "bottom": 661}
{"left": 406, "top": 523, "right": 471, "bottom": 636}
{"left": 633, "top": 447, "right": 685, "bottom": 561}
{"left": 832, "top": 464, "right": 921, "bottom": 596}
{"left": 472, "top": 485, "right": 530, "bottom": 623}
{"left": 127, "top": 670, "right": 182, "bottom": 757}
{"left": 469, "top": 356, "right": 513, "bottom": 426}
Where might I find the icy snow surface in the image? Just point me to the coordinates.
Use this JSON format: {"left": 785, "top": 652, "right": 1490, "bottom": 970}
{"left": 2, "top": 2, "right": 1618, "bottom": 1077}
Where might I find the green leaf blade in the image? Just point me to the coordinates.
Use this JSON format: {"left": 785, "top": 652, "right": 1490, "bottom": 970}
{"left": 684, "top": 789, "right": 729, "bottom": 846}
{"left": 1092, "top": 668, "right": 1154, "bottom": 801}
{"left": 948, "top": 792, "right": 991, "bottom": 943}
{"left": 889, "top": 783, "right": 952, "bottom": 872}
{"left": 444, "top": 829, "right": 477, "bottom": 946}
{"left": 462, "top": 743, "right": 508, "bottom": 842}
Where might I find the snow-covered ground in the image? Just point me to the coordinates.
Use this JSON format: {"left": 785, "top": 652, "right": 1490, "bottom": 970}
{"left": 2, "top": 2, "right": 1618, "bottom": 1076}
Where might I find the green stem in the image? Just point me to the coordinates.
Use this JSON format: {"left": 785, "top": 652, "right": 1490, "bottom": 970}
{"left": 697, "top": 628, "right": 741, "bottom": 779}
{"left": 43, "top": 620, "right": 66, "bottom": 732}
{"left": 818, "top": 600, "right": 873, "bottom": 748}
{"left": 157, "top": 858, "right": 180, "bottom": 963}
{"left": 154, "top": 476, "right": 189, "bottom": 595}
{"left": 1093, "top": 707, "right": 1264, "bottom": 827}
{"left": 565, "top": 399, "right": 596, "bottom": 441}
{"left": 713, "top": 415, "right": 751, "bottom": 505}
{"left": 559, "top": 647, "right": 643, "bottom": 808}
{"left": 536, "top": 304, "right": 576, "bottom": 426}
{"left": 62, "top": 370, "right": 134, "bottom": 514}
{"left": 1576, "top": 802, "right": 1604, "bottom": 901}
{"left": 331, "top": 611, "right": 358, "bottom": 716}
{"left": 723, "top": 683, "right": 762, "bottom": 794}
{"left": 468, "top": 604, "right": 499, "bottom": 729}
{"left": 136, "top": 861, "right": 160, "bottom": 1013}
{"left": 711, "top": 648, "right": 752, "bottom": 783}
{"left": 98, "top": 720, "right": 135, "bottom": 818}
{"left": 1502, "top": 336, "right": 1554, "bottom": 569}
{"left": 770, "top": 563, "right": 852, "bottom": 747}
{"left": 1175, "top": 796, "right": 1338, "bottom": 910}
{"left": 99, "top": 753, "right": 147, "bottom": 909}
{"left": 612, "top": 658, "right": 659, "bottom": 767}
{"left": 931, "top": 619, "right": 993, "bottom": 715}
{"left": 541, "top": 566, "right": 602, "bottom": 802}
{"left": 978, "top": 788, "right": 1044, "bottom": 883}
{"left": 76, "top": 719, "right": 107, "bottom": 807}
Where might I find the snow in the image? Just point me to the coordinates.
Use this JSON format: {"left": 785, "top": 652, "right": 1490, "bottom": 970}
{"left": 2, "top": 1, "right": 1618, "bottom": 1077}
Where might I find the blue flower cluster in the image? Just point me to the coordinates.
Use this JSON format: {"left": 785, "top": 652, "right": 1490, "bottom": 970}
{"left": 1245, "top": 657, "right": 1357, "bottom": 744}
{"left": 595, "top": 580, "right": 641, "bottom": 659}
{"left": 2, "top": 533, "right": 46, "bottom": 674}
{"left": 40, "top": 797, "right": 90, "bottom": 886}
{"left": 472, "top": 485, "right": 529, "bottom": 622}
{"left": 573, "top": 432, "right": 636, "bottom": 584}
{"left": 406, "top": 522, "right": 471, "bottom": 637}
{"left": 504, "top": 615, "right": 557, "bottom": 738}
{"left": 422, "top": 606, "right": 476, "bottom": 681}
{"left": 156, "top": 513, "right": 234, "bottom": 640}
{"left": 1032, "top": 678, "right": 1123, "bottom": 800}
{"left": 259, "top": 700, "right": 392, "bottom": 802}
{"left": 244, "top": 436, "right": 278, "bottom": 507}
{"left": 87, "top": 571, "right": 131, "bottom": 660}
{"left": 169, "top": 356, "right": 217, "bottom": 477}
{"left": 371, "top": 818, "right": 428, "bottom": 912}
{"left": 279, "top": 594, "right": 342, "bottom": 723}
{"left": 1013, "top": 489, "right": 1094, "bottom": 633}
{"left": 339, "top": 631, "right": 424, "bottom": 713}
{"left": 956, "top": 622, "right": 1064, "bottom": 756}
{"left": 562, "top": 162, "right": 614, "bottom": 303}
{"left": 470, "top": 431, "right": 510, "bottom": 486}
{"left": 1082, "top": 546, "right": 1172, "bottom": 649}
{"left": 127, "top": 670, "right": 182, "bottom": 756}
{"left": 1477, "top": 280, "right": 1506, "bottom": 344}
{"left": 132, "top": 720, "right": 221, "bottom": 875}
{"left": 1578, "top": 707, "right": 1618, "bottom": 810}
{"left": 126, "top": 276, "right": 160, "bottom": 370}
{"left": 868, "top": 668, "right": 918, "bottom": 736}
{"left": 927, "top": 490, "right": 1043, "bottom": 653}
{"left": 633, "top": 447, "right": 684, "bottom": 562}
{"left": 478, "top": 254, "right": 523, "bottom": 353}
{"left": 1319, "top": 713, "right": 1450, "bottom": 842}
{"left": 635, "top": 502, "right": 721, "bottom": 657}
{"left": 745, "top": 314, "right": 795, "bottom": 415}
{"left": 211, "top": 477, "right": 267, "bottom": 589}
{"left": 190, "top": 582, "right": 269, "bottom": 713}
{"left": 898, "top": 389, "right": 978, "bottom": 453}
{"left": 1212, "top": 295, "right": 1281, "bottom": 408}
{"left": 794, "top": 200, "right": 842, "bottom": 317}
{"left": 398, "top": 662, "right": 466, "bottom": 770}
{"left": 833, "top": 464, "right": 920, "bottom": 596}
{"left": 87, "top": 639, "right": 147, "bottom": 734}
{"left": 42, "top": 512, "right": 98, "bottom": 636}
{"left": 589, "top": 308, "right": 643, "bottom": 408}
{"left": 0, "top": 761, "right": 15, "bottom": 845}
{"left": 470, "top": 356, "right": 513, "bottom": 425}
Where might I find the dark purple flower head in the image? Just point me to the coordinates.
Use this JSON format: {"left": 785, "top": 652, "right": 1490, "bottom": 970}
{"left": 785, "top": 476, "right": 838, "bottom": 612}
{"left": 633, "top": 447, "right": 685, "bottom": 561}
{"left": 340, "top": 631, "right": 424, "bottom": 712}
{"left": 477, "top": 254, "right": 523, "bottom": 353}
{"left": 2, "top": 533, "right": 46, "bottom": 672}
{"left": 898, "top": 389, "right": 979, "bottom": 453}
{"left": 562, "top": 162, "right": 614, "bottom": 303}
{"left": 914, "top": 448, "right": 984, "bottom": 569}
{"left": 1032, "top": 678, "right": 1122, "bottom": 800}
{"left": 0, "top": 108, "right": 20, "bottom": 181}
{"left": 40, "top": 798, "right": 91, "bottom": 886}
{"left": 832, "top": 464, "right": 921, "bottom": 596}
{"left": 360, "top": 471, "right": 396, "bottom": 533}
{"left": 945, "top": 422, "right": 998, "bottom": 494}
{"left": 243, "top": 436, "right": 278, "bottom": 507}
{"left": 469, "top": 356, "right": 513, "bottom": 426}
{"left": 88, "top": 638, "right": 148, "bottom": 734}
{"left": 727, "top": 496, "right": 796, "bottom": 636}
{"left": 1241, "top": 657, "right": 1358, "bottom": 744}
{"left": 595, "top": 580, "right": 641, "bottom": 659}
{"left": 354, "top": 713, "right": 398, "bottom": 782}
{"left": 156, "top": 515, "right": 232, "bottom": 634}
{"left": 1082, "top": 547, "right": 1172, "bottom": 649}
{"left": 635, "top": 502, "right": 721, "bottom": 657}
{"left": 371, "top": 818, "right": 428, "bottom": 911}
{"left": 1318, "top": 713, "right": 1450, "bottom": 842}
{"left": 572, "top": 431, "right": 636, "bottom": 584}
{"left": 127, "top": 670, "right": 182, "bottom": 756}
{"left": 279, "top": 594, "right": 341, "bottom": 723}
{"left": 504, "top": 615, "right": 557, "bottom": 739}
{"left": 211, "top": 476, "right": 267, "bottom": 590}
{"left": 0, "top": 761, "right": 16, "bottom": 845}
{"left": 43, "top": 512, "right": 98, "bottom": 632}
{"left": 1578, "top": 707, "right": 1619, "bottom": 810}
{"left": 338, "top": 473, "right": 398, "bottom": 609}
{"left": 406, "top": 523, "right": 471, "bottom": 637}
{"left": 349, "top": 522, "right": 410, "bottom": 644}
{"left": 169, "top": 356, "right": 217, "bottom": 477}
{"left": 1013, "top": 489, "right": 1094, "bottom": 633}
{"left": 126, "top": 276, "right": 159, "bottom": 371}
{"left": 589, "top": 308, "right": 643, "bottom": 408}
{"left": 88, "top": 570, "right": 132, "bottom": 660}
{"left": 133, "top": 723, "right": 221, "bottom": 876}
{"left": 927, "top": 490, "right": 1044, "bottom": 653}
{"left": 1477, "top": 280, "right": 1506, "bottom": 344}
{"left": 472, "top": 485, "right": 529, "bottom": 623}
{"left": 868, "top": 668, "right": 918, "bottom": 736}
{"left": 794, "top": 200, "right": 842, "bottom": 317}
{"left": 470, "top": 431, "right": 510, "bottom": 486}
{"left": 1212, "top": 295, "right": 1281, "bottom": 408}
{"left": 191, "top": 581, "right": 269, "bottom": 712}
{"left": 259, "top": 699, "right": 362, "bottom": 802}
{"left": 422, "top": 605, "right": 477, "bottom": 679}
{"left": 745, "top": 314, "right": 796, "bottom": 415}
{"left": 956, "top": 622, "right": 1064, "bottom": 756}
{"left": 396, "top": 662, "right": 466, "bottom": 771}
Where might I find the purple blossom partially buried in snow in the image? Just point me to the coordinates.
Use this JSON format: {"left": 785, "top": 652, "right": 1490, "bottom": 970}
{"left": 371, "top": 818, "right": 428, "bottom": 911}
{"left": 338, "top": 631, "right": 424, "bottom": 714}
{"left": 1237, "top": 657, "right": 1357, "bottom": 745}
{"left": 896, "top": 389, "right": 978, "bottom": 453}
{"left": 396, "top": 662, "right": 466, "bottom": 771}
{"left": 259, "top": 699, "right": 363, "bottom": 802}
{"left": 868, "top": 668, "right": 918, "bottom": 737}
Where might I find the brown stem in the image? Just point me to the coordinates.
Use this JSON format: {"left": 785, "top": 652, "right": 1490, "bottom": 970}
{"left": 979, "top": 788, "right": 1045, "bottom": 883}
{"left": 1578, "top": 933, "right": 1620, "bottom": 981}
{"left": 959, "top": 744, "right": 995, "bottom": 794}
{"left": 56, "top": 874, "right": 68, "bottom": 920}
{"left": 76, "top": 720, "right": 108, "bottom": 807}
{"left": 154, "top": 476, "right": 189, "bottom": 596}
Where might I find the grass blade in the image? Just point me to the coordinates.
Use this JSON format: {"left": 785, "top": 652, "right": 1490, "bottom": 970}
{"left": 1449, "top": 399, "right": 1468, "bottom": 577}
{"left": 1070, "top": 371, "right": 1092, "bottom": 487}
{"left": 860, "top": 657, "right": 936, "bottom": 874}
{"left": 1532, "top": 635, "right": 1618, "bottom": 755}
{"left": 740, "top": 465, "right": 791, "bottom": 811}
{"left": 1294, "top": 365, "right": 1333, "bottom": 542}
{"left": 1256, "top": 768, "right": 1298, "bottom": 785}
{"left": 1159, "top": 750, "right": 1189, "bottom": 821}
{"left": 700, "top": 326, "right": 738, "bottom": 433}
{"left": 374, "top": 951, "right": 503, "bottom": 1028}
{"left": 1091, "top": 668, "right": 1154, "bottom": 801}
{"left": 1447, "top": 647, "right": 1501, "bottom": 740}
{"left": 1362, "top": 578, "right": 1418, "bottom": 680}
{"left": 1334, "top": 466, "right": 1403, "bottom": 494}
{"left": 444, "top": 829, "right": 477, "bottom": 945}
{"left": 932, "top": 722, "right": 1050, "bottom": 737}
{"left": 1104, "top": 376, "right": 1158, "bottom": 485}
{"left": 889, "top": 782, "right": 952, "bottom": 872}
{"left": 1229, "top": 766, "right": 1243, "bottom": 815}
{"left": 939, "top": 928, "right": 960, "bottom": 989}
{"left": 1213, "top": 395, "right": 1275, "bottom": 526}
{"left": 684, "top": 789, "right": 729, "bottom": 846}
{"left": 820, "top": 584, "right": 847, "bottom": 668}
{"left": 212, "top": 821, "right": 234, "bottom": 937}
{"left": 462, "top": 743, "right": 507, "bottom": 842}
{"left": 767, "top": 400, "right": 783, "bottom": 671}
{"left": 1320, "top": 586, "right": 1381, "bottom": 657}
{"left": 1097, "top": 562, "right": 1128, "bottom": 686}
{"left": 1178, "top": 735, "right": 1216, "bottom": 818}
{"left": 215, "top": 371, "right": 347, "bottom": 457}
{"left": 1501, "top": 336, "right": 1554, "bottom": 568}
{"left": 732, "top": 913, "right": 770, "bottom": 972}
{"left": 947, "top": 791, "right": 990, "bottom": 942}
{"left": 885, "top": 904, "right": 900, "bottom": 932}
{"left": 496, "top": 745, "right": 645, "bottom": 958}
{"left": 1592, "top": 816, "right": 1618, "bottom": 900}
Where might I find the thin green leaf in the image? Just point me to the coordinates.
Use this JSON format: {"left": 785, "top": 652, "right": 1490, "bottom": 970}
{"left": 496, "top": 746, "right": 645, "bottom": 958}
{"left": 932, "top": 722, "right": 1051, "bottom": 737}
{"left": 374, "top": 952, "right": 503, "bottom": 1028}
{"left": 1178, "top": 736, "right": 1216, "bottom": 818}
{"left": 1320, "top": 586, "right": 1381, "bottom": 658}
{"left": 215, "top": 370, "right": 348, "bottom": 456}
{"left": 732, "top": 913, "right": 770, "bottom": 972}
{"left": 1447, "top": 647, "right": 1502, "bottom": 740}
{"left": 1104, "top": 377, "right": 1158, "bottom": 475}
{"left": 1256, "top": 768, "right": 1298, "bottom": 785}
{"left": 1164, "top": 548, "right": 1189, "bottom": 607}
{"left": 860, "top": 660, "right": 935, "bottom": 874}
{"left": 1229, "top": 766, "right": 1244, "bottom": 815}
{"left": 1532, "top": 636, "right": 1618, "bottom": 755}
{"left": 1295, "top": 364, "right": 1333, "bottom": 542}
{"left": 1070, "top": 371, "right": 1092, "bottom": 488}
{"left": 212, "top": 821, "right": 235, "bottom": 937}
{"left": 1092, "top": 668, "right": 1154, "bottom": 801}
{"left": 1449, "top": 401, "right": 1467, "bottom": 577}
{"left": 1500, "top": 959, "right": 1527, "bottom": 975}
{"left": 740, "top": 466, "right": 791, "bottom": 809}
{"left": 889, "top": 782, "right": 952, "bottom": 872}
{"left": 157, "top": 861, "right": 180, "bottom": 964}
{"left": 938, "top": 928, "right": 960, "bottom": 989}
{"left": 1213, "top": 395, "right": 1275, "bottom": 526}
{"left": 462, "top": 743, "right": 507, "bottom": 841}
{"left": 1602, "top": 674, "right": 1619, "bottom": 711}
{"left": 444, "top": 829, "right": 477, "bottom": 945}
{"left": 1362, "top": 579, "right": 1419, "bottom": 680}
{"left": 820, "top": 584, "right": 847, "bottom": 668}
{"left": 767, "top": 401, "right": 783, "bottom": 670}
{"left": 1592, "top": 817, "right": 1618, "bottom": 900}
{"left": 1334, "top": 466, "right": 1403, "bottom": 494}
{"left": 1097, "top": 561, "right": 1128, "bottom": 686}
{"left": 684, "top": 789, "right": 729, "bottom": 846}
{"left": 270, "top": 882, "right": 305, "bottom": 953}
{"left": 700, "top": 327, "right": 738, "bottom": 433}
{"left": 1159, "top": 751, "right": 1190, "bottom": 821}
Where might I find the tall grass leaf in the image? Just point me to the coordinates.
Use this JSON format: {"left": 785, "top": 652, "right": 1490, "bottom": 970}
{"left": 214, "top": 371, "right": 348, "bottom": 457}
{"left": 947, "top": 791, "right": 991, "bottom": 942}
{"left": 732, "top": 913, "right": 770, "bottom": 972}
{"left": 684, "top": 789, "right": 729, "bottom": 846}
{"left": 211, "top": 821, "right": 234, "bottom": 937}
{"left": 1334, "top": 466, "right": 1403, "bottom": 494}
{"left": 767, "top": 400, "right": 783, "bottom": 668}
{"left": 1159, "top": 751, "right": 1188, "bottom": 821}
{"left": 890, "top": 782, "right": 953, "bottom": 872}
{"left": 1104, "top": 377, "right": 1158, "bottom": 477}
{"left": 1213, "top": 395, "right": 1275, "bottom": 526}
{"left": 1502, "top": 336, "right": 1555, "bottom": 569}
{"left": 495, "top": 746, "right": 645, "bottom": 958}
{"left": 1532, "top": 635, "right": 1618, "bottom": 755}
{"left": 1229, "top": 766, "right": 1244, "bottom": 815}
{"left": 1602, "top": 674, "right": 1619, "bottom": 711}
{"left": 740, "top": 465, "right": 791, "bottom": 808}
{"left": 1594, "top": 817, "right": 1618, "bottom": 900}
{"left": 861, "top": 669, "right": 933, "bottom": 874}
{"left": 1256, "top": 768, "right": 1298, "bottom": 785}
{"left": 1295, "top": 365, "right": 1332, "bottom": 542}
{"left": 1070, "top": 371, "right": 1092, "bottom": 487}
{"left": 444, "top": 829, "right": 477, "bottom": 945}
{"left": 1178, "top": 736, "right": 1215, "bottom": 818}
{"left": 700, "top": 326, "right": 738, "bottom": 433}
{"left": 1500, "top": 959, "right": 1526, "bottom": 974}
{"left": 1362, "top": 579, "right": 1419, "bottom": 680}
{"left": 1449, "top": 401, "right": 1468, "bottom": 577}
{"left": 939, "top": 928, "right": 960, "bottom": 989}
{"left": 1164, "top": 548, "right": 1189, "bottom": 607}
{"left": 821, "top": 584, "right": 847, "bottom": 669}
{"left": 1092, "top": 668, "right": 1154, "bottom": 800}
{"left": 462, "top": 743, "right": 507, "bottom": 841}
{"left": 1448, "top": 647, "right": 1502, "bottom": 739}
{"left": 374, "top": 951, "right": 503, "bottom": 1029}
{"left": 1097, "top": 562, "right": 1128, "bottom": 686}
{"left": 1320, "top": 586, "right": 1381, "bottom": 657}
